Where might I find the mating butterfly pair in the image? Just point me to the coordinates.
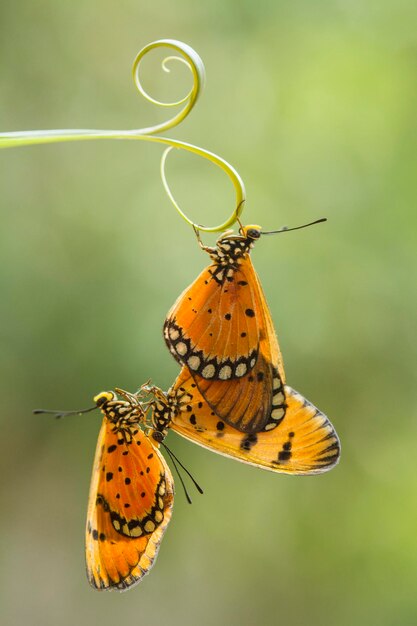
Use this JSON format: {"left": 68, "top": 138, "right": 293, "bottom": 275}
{"left": 79, "top": 223, "right": 340, "bottom": 590}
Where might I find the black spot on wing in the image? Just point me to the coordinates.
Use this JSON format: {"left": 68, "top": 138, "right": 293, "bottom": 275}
{"left": 240, "top": 433, "right": 258, "bottom": 452}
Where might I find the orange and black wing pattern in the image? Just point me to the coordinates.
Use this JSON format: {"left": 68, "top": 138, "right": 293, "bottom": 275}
{"left": 167, "top": 368, "right": 340, "bottom": 475}
{"left": 85, "top": 392, "right": 174, "bottom": 591}
{"left": 164, "top": 226, "right": 286, "bottom": 433}
{"left": 194, "top": 353, "right": 285, "bottom": 433}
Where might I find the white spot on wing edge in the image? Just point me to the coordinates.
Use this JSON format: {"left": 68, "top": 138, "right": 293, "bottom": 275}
{"left": 273, "top": 392, "right": 285, "bottom": 405}
{"left": 169, "top": 327, "right": 180, "bottom": 341}
{"left": 188, "top": 355, "right": 201, "bottom": 371}
{"left": 235, "top": 362, "right": 247, "bottom": 377}
{"left": 271, "top": 407, "right": 285, "bottom": 420}
{"left": 202, "top": 364, "right": 216, "bottom": 378}
{"left": 175, "top": 342, "right": 187, "bottom": 356}
{"left": 219, "top": 365, "right": 232, "bottom": 380}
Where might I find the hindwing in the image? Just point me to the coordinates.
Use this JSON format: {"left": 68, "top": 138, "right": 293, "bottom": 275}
{"left": 168, "top": 367, "right": 340, "bottom": 475}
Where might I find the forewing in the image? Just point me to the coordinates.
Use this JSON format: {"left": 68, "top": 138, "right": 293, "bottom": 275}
{"left": 171, "top": 374, "right": 340, "bottom": 475}
{"left": 164, "top": 260, "right": 260, "bottom": 378}
{"left": 86, "top": 420, "right": 174, "bottom": 591}
{"left": 165, "top": 250, "right": 287, "bottom": 433}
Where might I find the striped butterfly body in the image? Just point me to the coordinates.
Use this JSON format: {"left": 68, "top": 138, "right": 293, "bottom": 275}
{"left": 150, "top": 369, "right": 340, "bottom": 475}
{"left": 164, "top": 225, "right": 286, "bottom": 434}
{"left": 86, "top": 390, "right": 174, "bottom": 591}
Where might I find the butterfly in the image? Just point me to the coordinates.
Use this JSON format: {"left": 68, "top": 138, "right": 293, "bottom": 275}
{"left": 150, "top": 366, "right": 340, "bottom": 475}
{"left": 164, "top": 223, "right": 290, "bottom": 434}
{"left": 37, "top": 365, "right": 338, "bottom": 591}
{"left": 85, "top": 389, "right": 174, "bottom": 591}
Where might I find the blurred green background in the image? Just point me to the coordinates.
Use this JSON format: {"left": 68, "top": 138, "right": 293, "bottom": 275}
{"left": 1, "top": 1, "right": 416, "bottom": 625}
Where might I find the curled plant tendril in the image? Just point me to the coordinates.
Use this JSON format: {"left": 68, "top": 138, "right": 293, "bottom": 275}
{"left": 160, "top": 146, "right": 245, "bottom": 231}
{"left": 0, "top": 39, "right": 245, "bottom": 233}
{"left": 132, "top": 40, "right": 204, "bottom": 132}
{"left": 133, "top": 53, "right": 197, "bottom": 129}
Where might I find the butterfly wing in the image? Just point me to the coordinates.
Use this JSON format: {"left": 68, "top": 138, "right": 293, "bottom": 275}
{"left": 165, "top": 253, "right": 286, "bottom": 433}
{"left": 249, "top": 259, "right": 285, "bottom": 381}
{"left": 170, "top": 369, "right": 340, "bottom": 475}
{"left": 164, "top": 260, "right": 260, "bottom": 375}
{"left": 193, "top": 353, "right": 286, "bottom": 433}
{"left": 86, "top": 419, "right": 174, "bottom": 591}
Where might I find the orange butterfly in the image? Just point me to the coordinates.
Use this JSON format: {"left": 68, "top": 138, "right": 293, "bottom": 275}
{"left": 150, "top": 366, "right": 340, "bottom": 475}
{"left": 85, "top": 389, "right": 174, "bottom": 591}
{"left": 164, "top": 224, "right": 291, "bottom": 434}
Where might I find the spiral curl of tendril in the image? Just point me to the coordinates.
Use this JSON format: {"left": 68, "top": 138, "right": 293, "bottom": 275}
{"left": 131, "top": 40, "right": 205, "bottom": 136}
{"left": 0, "top": 39, "right": 245, "bottom": 232}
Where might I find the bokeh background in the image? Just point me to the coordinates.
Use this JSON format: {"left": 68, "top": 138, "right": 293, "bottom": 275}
{"left": 0, "top": 1, "right": 416, "bottom": 625}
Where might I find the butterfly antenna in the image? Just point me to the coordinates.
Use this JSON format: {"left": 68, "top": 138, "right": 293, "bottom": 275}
{"left": 162, "top": 443, "right": 204, "bottom": 494}
{"left": 33, "top": 405, "right": 97, "bottom": 420}
{"left": 162, "top": 444, "right": 193, "bottom": 504}
{"left": 262, "top": 217, "right": 327, "bottom": 235}
{"left": 161, "top": 442, "right": 204, "bottom": 504}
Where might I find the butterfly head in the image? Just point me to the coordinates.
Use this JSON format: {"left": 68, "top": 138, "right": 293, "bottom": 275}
{"left": 240, "top": 224, "right": 262, "bottom": 240}
{"left": 212, "top": 224, "right": 263, "bottom": 266}
{"left": 94, "top": 391, "right": 116, "bottom": 407}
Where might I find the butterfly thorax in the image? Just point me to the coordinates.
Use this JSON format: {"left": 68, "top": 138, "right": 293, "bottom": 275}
{"left": 204, "top": 236, "right": 255, "bottom": 268}
{"left": 151, "top": 383, "right": 197, "bottom": 436}
{"left": 151, "top": 389, "right": 182, "bottom": 438}
{"left": 199, "top": 226, "right": 261, "bottom": 284}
